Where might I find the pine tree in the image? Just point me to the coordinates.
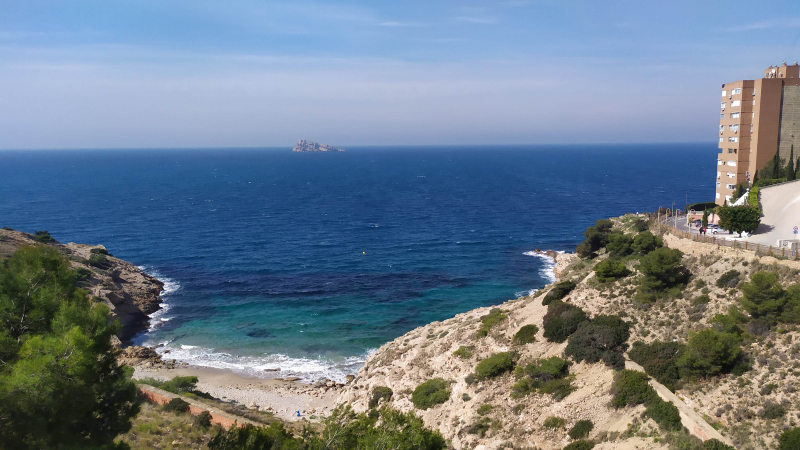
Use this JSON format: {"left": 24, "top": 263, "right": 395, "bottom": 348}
{"left": 752, "top": 170, "right": 759, "bottom": 186}
{"left": 786, "top": 145, "right": 796, "bottom": 181}
{"left": 772, "top": 151, "right": 782, "bottom": 179}
{"left": 796, "top": 156, "right": 800, "bottom": 180}
{"left": 702, "top": 210, "right": 709, "bottom": 229}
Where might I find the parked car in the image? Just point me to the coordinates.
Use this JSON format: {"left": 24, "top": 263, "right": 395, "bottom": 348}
{"left": 692, "top": 219, "right": 702, "bottom": 226}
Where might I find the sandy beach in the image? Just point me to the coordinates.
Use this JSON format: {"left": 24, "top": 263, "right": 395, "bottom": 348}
{"left": 133, "top": 365, "right": 341, "bottom": 422}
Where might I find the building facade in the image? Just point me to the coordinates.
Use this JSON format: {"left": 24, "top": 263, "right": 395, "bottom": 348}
{"left": 715, "top": 62, "right": 800, "bottom": 205}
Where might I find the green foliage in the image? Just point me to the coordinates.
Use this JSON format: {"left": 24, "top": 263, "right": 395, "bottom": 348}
{"left": 89, "top": 252, "right": 110, "bottom": 268}
{"left": 0, "top": 246, "right": 140, "bottom": 449}
{"left": 716, "top": 270, "right": 740, "bottom": 288}
{"left": 732, "top": 182, "right": 747, "bottom": 201}
{"left": 702, "top": 439, "right": 735, "bottom": 450}
{"left": 33, "top": 230, "right": 55, "bottom": 243}
{"left": 511, "top": 356, "right": 573, "bottom": 400}
{"left": 628, "top": 341, "right": 685, "bottom": 391}
{"left": 194, "top": 410, "right": 213, "bottom": 429}
{"left": 539, "top": 377, "right": 576, "bottom": 401}
{"left": 676, "top": 329, "right": 741, "bottom": 378}
{"left": 75, "top": 266, "right": 93, "bottom": 281}
{"left": 717, "top": 204, "right": 761, "bottom": 237}
{"left": 633, "top": 218, "right": 649, "bottom": 232}
{"left": 542, "top": 300, "right": 588, "bottom": 343}
{"left": 576, "top": 219, "right": 614, "bottom": 258}
{"left": 411, "top": 378, "right": 450, "bottom": 410}
{"left": 702, "top": 210, "right": 709, "bottom": 229}
{"left": 369, "top": 386, "right": 393, "bottom": 409}
{"left": 748, "top": 186, "right": 760, "bottom": 208}
{"left": 477, "top": 404, "right": 492, "bottom": 415}
{"left": 687, "top": 202, "right": 718, "bottom": 212}
{"left": 568, "top": 420, "right": 594, "bottom": 439}
{"left": 162, "top": 397, "right": 190, "bottom": 413}
{"left": 475, "top": 308, "right": 507, "bottom": 338}
{"left": 610, "top": 370, "right": 655, "bottom": 407}
{"left": 208, "top": 421, "right": 301, "bottom": 450}
{"left": 543, "top": 280, "right": 577, "bottom": 306}
{"left": 787, "top": 146, "right": 796, "bottom": 181}
{"left": 779, "top": 427, "right": 800, "bottom": 450}
{"left": 543, "top": 416, "right": 566, "bottom": 429}
{"left": 453, "top": 345, "right": 474, "bottom": 359}
{"left": 512, "top": 324, "right": 539, "bottom": 344}
{"left": 593, "top": 259, "right": 630, "bottom": 283}
{"left": 315, "top": 406, "right": 446, "bottom": 450}
{"left": 564, "top": 315, "right": 630, "bottom": 370}
{"left": 741, "top": 271, "right": 787, "bottom": 323}
{"left": 163, "top": 375, "right": 199, "bottom": 393}
{"left": 563, "top": 440, "right": 595, "bottom": 450}
{"left": 605, "top": 233, "right": 633, "bottom": 258}
{"left": 645, "top": 396, "right": 682, "bottom": 431}
{"left": 636, "top": 247, "right": 688, "bottom": 302}
{"left": 475, "top": 352, "right": 514, "bottom": 380}
{"left": 631, "top": 231, "right": 663, "bottom": 255}
{"left": 754, "top": 177, "right": 786, "bottom": 188}
{"left": 91, "top": 247, "right": 110, "bottom": 256}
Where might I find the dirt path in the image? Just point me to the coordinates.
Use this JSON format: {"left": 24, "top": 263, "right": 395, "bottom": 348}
{"left": 624, "top": 360, "right": 733, "bottom": 446}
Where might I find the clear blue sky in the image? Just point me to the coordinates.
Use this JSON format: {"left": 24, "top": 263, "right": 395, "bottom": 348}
{"left": 2, "top": 1, "right": 800, "bottom": 149}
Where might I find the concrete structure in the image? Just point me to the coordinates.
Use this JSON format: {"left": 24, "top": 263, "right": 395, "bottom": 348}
{"left": 715, "top": 62, "right": 800, "bottom": 205}
{"left": 749, "top": 179, "right": 800, "bottom": 247}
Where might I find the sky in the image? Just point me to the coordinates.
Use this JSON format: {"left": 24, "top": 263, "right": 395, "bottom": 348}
{"left": 1, "top": 1, "right": 800, "bottom": 149}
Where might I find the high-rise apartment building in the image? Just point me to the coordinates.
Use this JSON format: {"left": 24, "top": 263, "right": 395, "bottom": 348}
{"left": 715, "top": 62, "right": 800, "bottom": 205}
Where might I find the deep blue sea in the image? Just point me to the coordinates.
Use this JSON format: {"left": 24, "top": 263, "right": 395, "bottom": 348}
{"left": 0, "top": 145, "right": 715, "bottom": 381}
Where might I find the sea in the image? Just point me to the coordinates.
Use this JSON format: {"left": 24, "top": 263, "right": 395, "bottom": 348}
{"left": 0, "top": 144, "right": 715, "bottom": 382}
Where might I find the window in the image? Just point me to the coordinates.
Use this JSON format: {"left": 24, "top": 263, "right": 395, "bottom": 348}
{"left": 716, "top": 182, "right": 721, "bottom": 188}
{"left": 753, "top": 100, "right": 756, "bottom": 105}
{"left": 726, "top": 184, "right": 735, "bottom": 190}
{"left": 727, "top": 161, "right": 737, "bottom": 167}
{"left": 722, "top": 90, "right": 727, "bottom": 96}
{"left": 719, "top": 125, "right": 724, "bottom": 132}
{"left": 728, "top": 148, "right": 736, "bottom": 154}
{"left": 718, "top": 160, "right": 724, "bottom": 165}
{"left": 727, "top": 172, "right": 736, "bottom": 178}
{"left": 753, "top": 89, "right": 757, "bottom": 96}
{"left": 729, "top": 124, "right": 739, "bottom": 131}
{"left": 728, "top": 137, "right": 738, "bottom": 142}
{"left": 721, "top": 102, "right": 726, "bottom": 110}
{"left": 731, "top": 100, "right": 741, "bottom": 107}
{"left": 719, "top": 137, "right": 724, "bottom": 142}
{"left": 731, "top": 112, "right": 740, "bottom": 119}
{"left": 716, "top": 192, "right": 720, "bottom": 199}
{"left": 720, "top": 113, "right": 725, "bottom": 119}
{"left": 733, "top": 88, "right": 741, "bottom": 95}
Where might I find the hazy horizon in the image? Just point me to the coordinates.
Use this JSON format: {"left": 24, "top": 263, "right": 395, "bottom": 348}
{"left": 2, "top": 1, "right": 800, "bottom": 150}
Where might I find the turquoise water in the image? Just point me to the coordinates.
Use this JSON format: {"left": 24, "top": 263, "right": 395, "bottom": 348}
{"left": 0, "top": 145, "right": 716, "bottom": 381}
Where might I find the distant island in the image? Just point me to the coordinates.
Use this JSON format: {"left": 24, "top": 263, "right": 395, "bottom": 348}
{"left": 292, "top": 139, "right": 344, "bottom": 152}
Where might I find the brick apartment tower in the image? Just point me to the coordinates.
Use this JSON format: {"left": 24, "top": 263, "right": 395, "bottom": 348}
{"left": 715, "top": 62, "right": 800, "bottom": 205}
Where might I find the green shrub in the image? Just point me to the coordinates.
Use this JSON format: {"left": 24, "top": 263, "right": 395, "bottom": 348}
{"left": 163, "top": 397, "right": 190, "bottom": 413}
{"left": 636, "top": 247, "right": 688, "bottom": 302}
{"left": 716, "top": 270, "right": 740, "bottom": 289}
{"left": 543, "top": 280, "right": 577, "bottom": 306}
{"left": 543, "top": 416, "right": 566, "bottom": 429}
{"left": 539, "top": 377, "right": 576, "bottom": 401}
{"left": 693, "top": 294, "right": 710, "bottom": 305}
{"left": 748, "top": 186, "right": 760, "bottom": 208}
{"left": 564, "top": 315, "right": 630, "bottom": 369}
{"left": 762, "top": 401, "right": 787, "bottom": 419}
{"left": 88, "top": 253, "right": 110, "bottom": 268}
{"left": 462, "top": 393, "right": 470, "bottom": 401}
{"left": 464, "top": 417, "right": 493, "bottom": 438}
{"left": 512, "top": 356, "right": 573, "bottom": 400}
{"left": 779, "top": 427, "right": 800, "bottom": 450}
{"left": 543, "top": 300, "right": 588, "bottom": 343}
{"left": 676, "top": 329, "right": 741, "bottom": 378}
{"left": 741, "top": 271, "right": 786, "bottom": 323}
{"left": 512, "top": 324, "right": 538, "bottom": 344}
{"left": 563, "top": 440, "right": 595, "bottom": 450}
{"left": 90, "top": 247, "right": 109, "bottom": 256}
{"left": 156, "top": 376, "right": 199, "bottom": 394}
{"left": 454, "top": 345, "right": 474, "bottom": 359}
{"left": 369, "top": 386, "right": 393, "bottom": 409}
{"left": 687, "top": 202, "right": 718, "bottom": 212}
{"left": 74, "top": 267, "right": 93, "bottom": 282}
{"left": 33, "top": 230, "right": 55, "bottom": 243}
{"left": 703, "top": 439, "right": 735, "bottom": 450}
{"left": 568, "top": 420, "right": 593, "bottom": 439}
{"left": 605, "top": 233, "right": 633, "bottom": 258}
{"left": 628, "top": 341, "right": 685, "bottom": 391}
{"left": 411, "top": 378, "right": 450, "bottom": 410}
{"left": 1, "top": 226, "right": 13, "bottom": 231}
{"left": 194, "top": 410, "right": 212, "bottom": 429}
{"left": 718, "top": 204, "right": 761, "bottom": 237}
{"left": 476, "top": 308, "right": 507, "bottom": 338}
{"left": 633, "top": 218, "right": 649, "bottom": 232}
{"left": 475, "top": 352, "right": 514, "bottom": 380}
{"left": 645, "top": 396, "right": 682, "bottom": 431}
{"left": 631, "top": 231, "right": 663, "bottom": 255}
{"left": 610, "top": 370, "right": 654, "bottom": 407}
{"left": 477, "top": 404, "right": 492, "bottom": 416}
{"left": 594, "top": 259, "right": 630, "bottom": 283}
{"left": 576, "top": 219, "right": 614, "bottom": 258}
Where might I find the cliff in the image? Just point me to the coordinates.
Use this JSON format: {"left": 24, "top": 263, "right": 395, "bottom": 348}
{"left": 292, "top": 139, "right": 344, "bottom": 152}
{"left": 0, "top": 228, "right": 164, "bottom": 345}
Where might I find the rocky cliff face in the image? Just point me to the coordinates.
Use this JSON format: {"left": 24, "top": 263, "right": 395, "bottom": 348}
{"left": 291, "top": 140, "right": 344, "bottom": 152}
{"left": 0, "top": 228, "right": 164, "bottom": 345}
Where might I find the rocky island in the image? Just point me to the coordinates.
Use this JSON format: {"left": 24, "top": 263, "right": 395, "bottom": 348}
{"left": 291, "top": 139, "right": 344, "bottom": 152}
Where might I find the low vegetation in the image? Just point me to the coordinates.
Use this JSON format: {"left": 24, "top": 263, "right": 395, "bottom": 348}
{"left": 512, "top": 324, "right": 538, "bottom": 344}
{"left": 369, "top": 386, "right": 393, "bottom": 409}
{"left": 543, "top": 280, "right": 577, "bottom": 306}
{"left": 511, "top": 356, "right": 574, "bottom": 400}
{"left": 628, "top": 341, "right": 685, "bottom": 391}
{"left": 412, "top": 378, "right": 450, "bottom": 410}
{"left": 568, "top": 420, "right": 593, "bottom": 439}
{"left": 542, "top": 300, "right": 588, "bottom": 343}
{"left": 610, "top": 370, "right": 682, "bottom": 432}
{"left": 475, "top": 352, "right": 514, "bottom": 380}
{"left": 475, "top": 308, "right": 507, "bottom": 338}
{"left": 564, "top": 314, "right": 630, "bottom": 369}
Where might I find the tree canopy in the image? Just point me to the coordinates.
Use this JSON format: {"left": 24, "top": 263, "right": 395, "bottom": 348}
{"left": 717, "top": 204, "right": 761, "bottom": 237}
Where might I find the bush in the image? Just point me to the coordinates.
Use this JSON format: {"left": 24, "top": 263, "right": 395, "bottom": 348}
{"left": 88, "top": 253, "right": 110, "bottom": 269}
{"left": 539, "top": 377, "right": 576, "bottom": 401}
{"left": 543, "top": 416, "right": 566, "bottom": 429}
{"left": 209, "top": 422, "right": 299, "bottom": 450}
{"left": 90, "top": 247, "right": 109, "bottom": 256}
{"left": 594, "top": 259, "right": 630, "bottom": 283}
{"left": 453, "top": 345, "right": 474, "bottom": 359}
{"left": 563, "top": 441, "right": 595, "bottom": 450}
{"left": 512, "top": 356, "right": 573, "bottom": 400}
{"left": 779, "top": 427, "right": 800, "bottom": 450}
{"left": 634, "top": 218, "right": 650, "bottom": 232}
{"left": 476, "top": 308, "right": 507, "bottom": 338}
{"left": 762, "top": 401, "right": 787, "bottom": 419}
{"left": 74, "top": 267, "right": 92, "bottom": 282}
{"left": 477, "top": 404, "right": 492, "bottom": 416}
{"left": 610, "top": 370, "right": 654, "bottom": 407}
{"left": 33, "top": 230, "right": 55, "bottom": 243}
{"left": 741, "top": 271, "right": 786, "bottom": 323}
{"left": 605, "top": 233, "right": 633, "bottom": 258}
{"left": 576, "top": 220, "right": 614, "bottom": 257}
{"left": 543, "top": 300, "right": 588, "bottom": 343}
{"left": 636, "top": 247, "right": 688, "bottom": 302}
{"left": 676, "top": 329, "right": 741, "bottom": 379}
{"left": 564, "top": 315, "right": 630, "bottom": 370}
{"left": 645, "top": 396, "right": 682, "bottom": 431}
{"left": 512, "top": 324, "right": 538, "bottom": 344}
{"left": 194, "top": 410, "right": 212, "bottom": 429}
{"left": 543, "top": 280, "right": 577, "bottom": 306}
{"left": 718, "top": 204, "right": 761, "bottom": 237}
{"left": 163, "top": 397, "right": 190, "bottom": 413}
{"left": 686, "top": 202, "right": 717, "bottom": 212}
{"left": 628, "top": 341, "right": 685, "bottom": 391}
{"left": 411, "top": 378, "right": 450, "bottom": 410}
{"left": 716, "top": 270, "right": 740, "bottom": 288}
{"left": 475, "top": 352, "right": 514, "bottom": 380}
{"left": 703, "top": 439, "right": 735, "bottom": 450}
{"left": 631, "top": 231, "right": 663, "bottom": 255}
{"left": 568, "top": 420, "right": 593, "bottom": 439}
{"left": 369, "top": 386, "right": 393, "bottom": 409}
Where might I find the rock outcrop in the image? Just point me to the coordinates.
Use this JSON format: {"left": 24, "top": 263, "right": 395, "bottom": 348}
{"left": 0, "top": 228, "right": 164, "bottom": 345}
{"left": 291, "top": 140, "right": 344, "bottom": 152}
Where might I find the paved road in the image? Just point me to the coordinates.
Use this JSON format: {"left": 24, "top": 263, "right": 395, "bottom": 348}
{"left": 749, "top": 180, "right": 800, "bottom": 246}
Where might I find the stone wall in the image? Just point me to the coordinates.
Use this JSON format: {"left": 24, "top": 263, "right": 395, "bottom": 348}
{"left": 138, "top": 385, "right": 255, "bottom": 429}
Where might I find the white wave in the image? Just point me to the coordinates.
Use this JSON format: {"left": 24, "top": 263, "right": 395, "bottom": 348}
{"left": 153, "top": 344, "right": 375, "bottom": 383}
{"left": 136, "top": 265, "right": 181, "bottom": 331}
{"left": 523, "top": 250, "right": 565, "bottom": 285}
